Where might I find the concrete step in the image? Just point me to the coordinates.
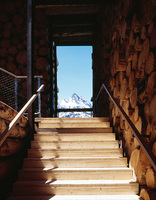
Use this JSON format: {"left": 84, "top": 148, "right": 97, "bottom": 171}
{"left": 28, "top": 148, "right": 123, "bottom": 158}
{"left": 12, "top": 180, "right": 139, "bottom": 195}
{"left": 38, "top": 122, "right": 110, "bottom": 128}
{"left": 34, "top": 133, "right": 116, "bottom": 141}
{"left": 35, "top": 117, "right": 110, "bottom": 123}
{"left": 37, "top": 127, "right": 113, "bottom": 134}
{"left": 23, "top": 157, "right": 127, "bottom": 168}
{"left": 31, "top": 141, "right": 119, "bottom": 149}
{"left": 19, "top": 167, "right": 133, "bottom": 180}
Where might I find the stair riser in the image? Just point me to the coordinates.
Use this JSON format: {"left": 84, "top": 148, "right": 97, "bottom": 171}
{"left": 31, "top": 141, "right": 119, "bottom": 149}
{"left": 13, "top": 184, "right": 139, "bottom": 195}
{"left": 34, "top": 133, "right": 115, "bottom": 141}
{"left": 35, "top": 117, "right": 110, "bottom": 123}
{"left": 37, "top": 127, "right": 113, "bottom": 134}
{"left": 38, "top": 122, "right": 110, "bottom": 129}
{"left": 19, "top": 171, "right": 133, "bottom": 180}
{"left": 23, "top": 158, "right": 127, "bottom": 168}
{"left": 28, "top": 149, "right": 123, "bottom": 158}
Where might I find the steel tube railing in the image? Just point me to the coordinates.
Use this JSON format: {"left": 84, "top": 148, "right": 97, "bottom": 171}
{"left": 0, "top": 84, "right": 44, "bottom": 147}
{"left": 96, "top": 83, "right": 156, "bottom": 171}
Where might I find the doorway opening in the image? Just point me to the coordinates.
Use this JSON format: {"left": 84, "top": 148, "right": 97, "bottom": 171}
{"left": 57, "top": 46, "right": 93, "bottom": 118}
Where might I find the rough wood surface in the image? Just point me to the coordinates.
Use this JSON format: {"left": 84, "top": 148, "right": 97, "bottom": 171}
{"left": 145, "top": 51, "right": 155, "bottom": 75}
{"left": 0, "top": 101, "right": 28, "bottom": 127}
{"left": 146, "top": 72, "right": 156, "bottom": 101}
{"left": 140, "top": 188, "right": 156, "bottom": 200}
{"left": 130, "top": 87, "right": 137, "bottom": 108}
{"left": 146, "top": 167, "right": 156, "bottom": 189}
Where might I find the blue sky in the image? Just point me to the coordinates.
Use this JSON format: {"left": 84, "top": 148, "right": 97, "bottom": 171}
{"left": 57, "top": 46, "right": 93, "bottom": 104}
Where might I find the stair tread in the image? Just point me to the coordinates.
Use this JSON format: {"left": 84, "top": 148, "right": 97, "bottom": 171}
{"left": 8, "top": 195, "right": 140, "bottom": 200}
{"left": 15, "top": 180, "right": 138, "bottom": 185}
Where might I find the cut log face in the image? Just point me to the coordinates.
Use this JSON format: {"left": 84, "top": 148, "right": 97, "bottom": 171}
{"left": 146, "top": 167, "right": 156, "bottom": 189}
{"left": 130, "top": 87, "right": 137, "bottom": 108}
{"left": 146, "top": 72, "right": 156, "bottom": 101}
{"left": 0, "top": 101, "right": 28, "bottom": 127}
{"left": 149, "top": 95, "right": 156, "bottom": 128}
{"left": 132, "top": 52, "right": 138, "bottom": 70}
{"left": 120, "top": 78, "right": 128, "bottom": 100}
{"left": 139, "top": 147, "right": 151, "bottom": 168}
{"left": 145, "top": 51, "right": 155, "bottom": 75}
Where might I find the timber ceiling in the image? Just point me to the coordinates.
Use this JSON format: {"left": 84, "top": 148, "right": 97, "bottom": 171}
{"left": 35, "top": 0, "right": 115, "bottom": 45}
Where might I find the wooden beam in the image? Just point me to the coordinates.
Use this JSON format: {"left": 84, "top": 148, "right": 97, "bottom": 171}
{"left": 53, "top": 32, "right": 93, "bottom": 38}
{"left": 44, "top": 5, "right": 100, "bottom": 15}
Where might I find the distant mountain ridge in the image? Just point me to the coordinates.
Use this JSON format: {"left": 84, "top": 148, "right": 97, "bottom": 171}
{"left": 58, "top": 93, "right": 92, "bottom": 118}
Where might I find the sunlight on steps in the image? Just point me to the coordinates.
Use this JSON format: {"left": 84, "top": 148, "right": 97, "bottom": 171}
{"left": 8, "top": 117, "right": 140, "bottom": 200}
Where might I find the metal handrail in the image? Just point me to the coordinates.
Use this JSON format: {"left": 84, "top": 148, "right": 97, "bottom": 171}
{"left": 96, "top": 83, "right": 156, "bottom": 171}
{"left": 0, "top": 67, "right": 43, "bottom": 79}
{"left": 57, "top": 108, "right": 93, "bottom": 112}
{"left": 0, "top": 84, "right": 44, "bottom": 147}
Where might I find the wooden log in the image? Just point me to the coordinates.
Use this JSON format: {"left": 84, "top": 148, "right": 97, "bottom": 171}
{"left": 0, "top": 101, "right": 28, "bottom": 128}
{"left": 135, "top": 116, "right": 142, "bottom": 133}
{"left": 138, "top": 50, "right": 146, "bottom": 72}
{"left": 4, "top": 22, "right": 13, "bottom": 30}
{"left": 152, "top": 141, "right": 156, "bottom": 156}
{"left": 132, "top": 52, "right": 138, "bottom": 70}
{"left": 129, "top": 147, "right": 140, "bottom": 177}
{"left": 4, "top": 2, "right": 15, "bottom": 14}
{"left": 146, "top": 167, "right": 156, "bottom": 189}
{"left": 3, "top": 30, "right": 11, "bottom": 38}
{"left": 0, "top": 12, "right": 8, "bottom": 22}
{"left": 0, "top": 39, "right": 10, "bottom": 49}
{"left": 0, "top": 138, "right": 25, "bottom": 157}
{"left": 129, "top": 71, "right": 136, "bottom": 91}
{"left": 115, "top": 73, "right": 120, "bottom": 86}
{"left": 135, "top": 37, "right": 142, "bottom": 51}
{"left": 140, "top": 188, "right": 156, "bottom": 200}
{"left": 132, "top": 106, "right": 139, "bottom": 123}
{"left": 0, "top": 48, "right": 8, "bottom": 57}
{"left": 144, "top": 100, "right": 150, "bottom": 123}
{"left": 0, "top": 118, "right": 27, "bottom": 139}
{"left": 140, "top": 147, "right": 151, "bottom": 168}
{"left": 126, "top": 61, "right": 131, "bottom": 77}
{"left": 134, "top": 138, "right": 140, "bottom": 148}
{"left": 141, "top": 25, "right": 147, "bottom": 40}
{"left": 36, "top": 57, "right": 48, "bottom": 70}
{"left": 0, "top": 59, "right": 7, "bottom": 66}
{"left": 113, "top": 85, "right": 120, "bottom": 98}
{"left": 149, "top": 95, "right": 156, "bottom": 128}
{"left": 148, "top": 20, "right": 154, "bottom": 36}
{"left": 120, "top": 78, "right": 128, "bottom": 100}
{"left": 120, "top": 116, "right": 125, "bottom": 130}
{"left": 142, "top": 38, "right": 150, "bottom": 61}
{"left": 119, "top": 71, "right": 125, "bottom": 85}
{"left": 146, "top": 72, "right": 156, "bottom": 101}
{"left": 16, "top": 50, "right": 27, "bottom": 65}
{"left": 122, "top": 0, "right": 130, "bottom": 18}
{"left": 6, "top": 63, "right": 16, "bottom": 72}
{"left": 8, "top": 46, "right": 17, "bottom": 55}
{"left": 145, "top": 52, "right": 155, "bottom": 75}
{"left": 129, "top": 30, "right": 135, "bottom": 46}
{"left": 13, "top": 14, "right": 24, "bottom": 26}
{"left": 136, "top": 158, "right": 147, "bottom": 185}
{"left": 132, "top": 14, "right": 140, "bottom": 33}
{"left": 38, "top": 47, "right": 49, "bottom": 56}
{"left": 39, "top": 39, "right": 47, "bottom": 46}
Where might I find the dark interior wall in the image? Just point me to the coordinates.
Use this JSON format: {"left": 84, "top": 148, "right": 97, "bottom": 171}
{"left": 93, "top": 0, "right": 156, "bottom": 195}
{"left": 0, "top": 0, "right": 51, "bottom": 117}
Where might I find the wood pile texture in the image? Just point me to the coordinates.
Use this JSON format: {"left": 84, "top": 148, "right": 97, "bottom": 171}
{"left": 0, "top": 0, "right": 50, "bottom": 117}
{"left": 93, "top": 0, "right": 156, "bottom": 197}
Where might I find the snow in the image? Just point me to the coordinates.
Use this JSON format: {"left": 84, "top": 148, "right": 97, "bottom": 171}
{"left": 58, "top": 93, "right": 93, "bottom": 118}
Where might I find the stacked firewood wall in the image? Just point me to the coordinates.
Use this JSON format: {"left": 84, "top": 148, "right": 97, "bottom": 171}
{"left": 93, "top": 0, "right": 156, "bottom": 198}
{"left": 0, "top": 0, "right": 50, "bottom": 116}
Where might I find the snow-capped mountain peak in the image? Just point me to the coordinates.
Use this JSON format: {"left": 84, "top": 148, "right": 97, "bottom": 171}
{"left": 58, "top": 93, "right": 92, "bottom": 118}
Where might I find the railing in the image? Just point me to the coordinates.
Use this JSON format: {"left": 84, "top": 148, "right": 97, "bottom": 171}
{"left": 0, "top": 67, "right": 42, "bottom": 116}
{"left": 0, "top": 85, "right": 44, "bottom": 147}
{"left": 96, "top": 83, "right": 156, "bottom": 171}
{"left": 57, "top": 108, "right": 93, "bottom": 117}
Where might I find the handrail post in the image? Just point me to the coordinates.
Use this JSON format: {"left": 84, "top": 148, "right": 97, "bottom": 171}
{"left": 38, "top": 78, "right": 41, "bottom": 117}
{"left": 15, "top": 78, "right": 18, "bottom": 111}
{"left": 27, "top": 0, "right": 35, "bottom": 140}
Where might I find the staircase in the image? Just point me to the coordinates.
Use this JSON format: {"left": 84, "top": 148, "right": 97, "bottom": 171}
{"left": 8, "top": 117, "right": 139, "bottom": 200}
